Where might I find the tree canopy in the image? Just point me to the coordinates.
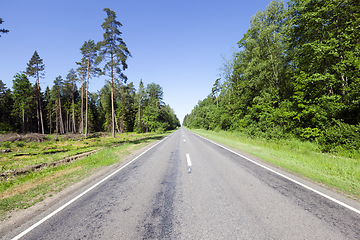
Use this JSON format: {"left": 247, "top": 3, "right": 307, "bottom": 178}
{"left": 184, "top": 0, "right": 360, "bottom": 153}
{"left": 0, "top": 9, "right": 179, "bottom": 135}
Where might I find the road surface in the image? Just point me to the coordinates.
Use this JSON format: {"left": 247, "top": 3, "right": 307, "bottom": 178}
{"left": 3, "top": 127, "right": 360, "bottom": 239}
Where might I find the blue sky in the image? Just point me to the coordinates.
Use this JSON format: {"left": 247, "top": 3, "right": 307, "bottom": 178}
{"left": 1, "top": 0, "right": 274, "bottom": 124}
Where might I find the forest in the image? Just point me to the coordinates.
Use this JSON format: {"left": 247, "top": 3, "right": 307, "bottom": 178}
{"left": 183, "top": 0, "right": 360, "bottom": 153}
{"left": 0, "top": 9, "right": 180, "bottom": 135}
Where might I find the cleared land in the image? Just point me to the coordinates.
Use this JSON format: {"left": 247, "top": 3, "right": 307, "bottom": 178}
{"left": 0, "top": 132, "right": 171, "bottom": 220}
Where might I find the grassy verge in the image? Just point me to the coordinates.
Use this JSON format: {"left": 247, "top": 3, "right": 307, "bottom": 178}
{"left": 0, "top": 131, "right": 170, "bottom": 220}
{"left": 188, "top": 128, "right": 360, "bottom": 200}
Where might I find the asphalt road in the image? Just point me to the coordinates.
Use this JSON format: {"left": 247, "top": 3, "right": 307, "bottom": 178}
{"left": 3, "top": 127, "right": 360, "bottom": 239}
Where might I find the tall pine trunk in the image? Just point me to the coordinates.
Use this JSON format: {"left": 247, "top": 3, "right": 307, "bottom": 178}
{"left": 111, "top": 79, "right": 115, "bottom": 137}
{"left": 138, "top": 98, "right": 141, "bottom": 133}
{"left": 36, "top": 67, "right": 45, "bottom": 134}
{"left": 39, "top": 94, "right": 44, "bottom": 134}
{"left": 36, "top": 98, "right": 40, "bottom": 133}
{"left": 66, "top": 110, "right": 69, "bottom": 133}
{"left": 58, "top": 92, "right": 65, "bottom": 134}
{"left": 85, "top": 55, "right": 91, "bottom": 137}
{"left": 85, "top": 79, "right": 89, "bottom": 137}
{"left": 56, "top": 103, "right": 58, "bottom": 134}
{"left": 50, "top": 108, "right": 52, "bottom": 134}
{"left": 22, "top": 105, "right": 25, "bottom": 134}
{"left": 110, "top": 42, "right": 115, "bottom": 138}
{"left": 80, "top": 76, "right": 84, "bottom": 134}
{"left": 72, "top": 80, "right": 76, "bottom": 133}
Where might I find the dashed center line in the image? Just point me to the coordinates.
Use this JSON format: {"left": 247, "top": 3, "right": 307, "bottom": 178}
{"left": 186, "top": 154, "right": 192, "bottom": 167}
{"left": 186, "top": 153, "right": 192, "bottom": 173}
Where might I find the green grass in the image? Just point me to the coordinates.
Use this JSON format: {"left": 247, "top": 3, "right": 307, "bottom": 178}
{"left": 0, "top": 131, "right": 171, "bottom": 219}
{"left": 189, "top": 128, "right": 360, "bottom": 199}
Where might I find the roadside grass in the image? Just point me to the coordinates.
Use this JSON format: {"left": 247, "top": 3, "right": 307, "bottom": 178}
{"left": 0, "top": 131, "right": 170, "bottom": 220}
{"left": 189, "top": 129, "right": 360, "bottom": 200}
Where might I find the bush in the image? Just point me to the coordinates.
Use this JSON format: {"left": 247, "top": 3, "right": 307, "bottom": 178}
{"left": 318, "top": 121, "right": 360, "bottom": 152}
{"left": 156, "top": 126, "right": 166, "bottom": 134}
{"left": 299, "top": 127, "right": 321, "bottom": 140}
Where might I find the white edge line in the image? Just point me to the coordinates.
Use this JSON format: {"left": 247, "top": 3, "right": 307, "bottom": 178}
{"left": 12, "top": 132, "right": 175, "bottom": 240}
{"left": 192, "top": 132, "right": 360, "bottom": 215}
{"left": 186, "top": 153, "right": 192, "bottom": 167}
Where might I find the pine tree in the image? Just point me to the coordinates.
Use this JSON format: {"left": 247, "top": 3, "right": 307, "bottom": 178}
{"left": 25, "top": 51, "right": 45, "bottom": 134}
{"left": 79, "top": 40, "right": 99, "bottom": 137}
{"left": 52, "top": 76, "right": 65, "bottom": 134}
{"left": 43, "top": 86, "right": 52, "bottom": 133}
{"left": 98, "top": 8, "right": 131, "bottom": 138}
{"left": 76, "top": 59, "right": 87, "bottom": 134}
{"left": 66, "top": 69, "right": 77, "bottom": 133}
{"left": 136, "top": 80, "right": 145, "bottom": 133}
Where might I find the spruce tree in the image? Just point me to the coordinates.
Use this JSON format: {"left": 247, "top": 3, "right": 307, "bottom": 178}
{"left": 98, "top": 8, "right": 131, "bottom": 138}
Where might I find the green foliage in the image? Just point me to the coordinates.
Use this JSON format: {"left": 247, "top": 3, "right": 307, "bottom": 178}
{"left": 25, "top": 51, "right": 45, "bottom": 81}
{"left": 97, "top": 8, "right": 131, "bottom": 82}
{"left": 318, "top": 121, "right": 360, "bottom": 152}
{"left": 0, "top": 80, "right": 14, "bottom": 132}
{"left": 184, "top": 0, "right": 360, "bottom": 153}
{"left": 15, "top": 141, "right": 25, "bottom": 147}
{"left": 299, "top": 128, "right": 321, "bottom": 140}
{"left": 98, "top": 81, "right": 179, "bottom": 134}
{"left": 0, "top": 17, "right": 9, "bottom": 37}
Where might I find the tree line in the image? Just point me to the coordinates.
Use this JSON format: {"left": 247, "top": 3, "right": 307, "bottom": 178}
{"left": 0, "top": 9, "right": 180, "bottom": 135}
{"left": 183, "top": 0, "right": 360, "bottom": 153}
